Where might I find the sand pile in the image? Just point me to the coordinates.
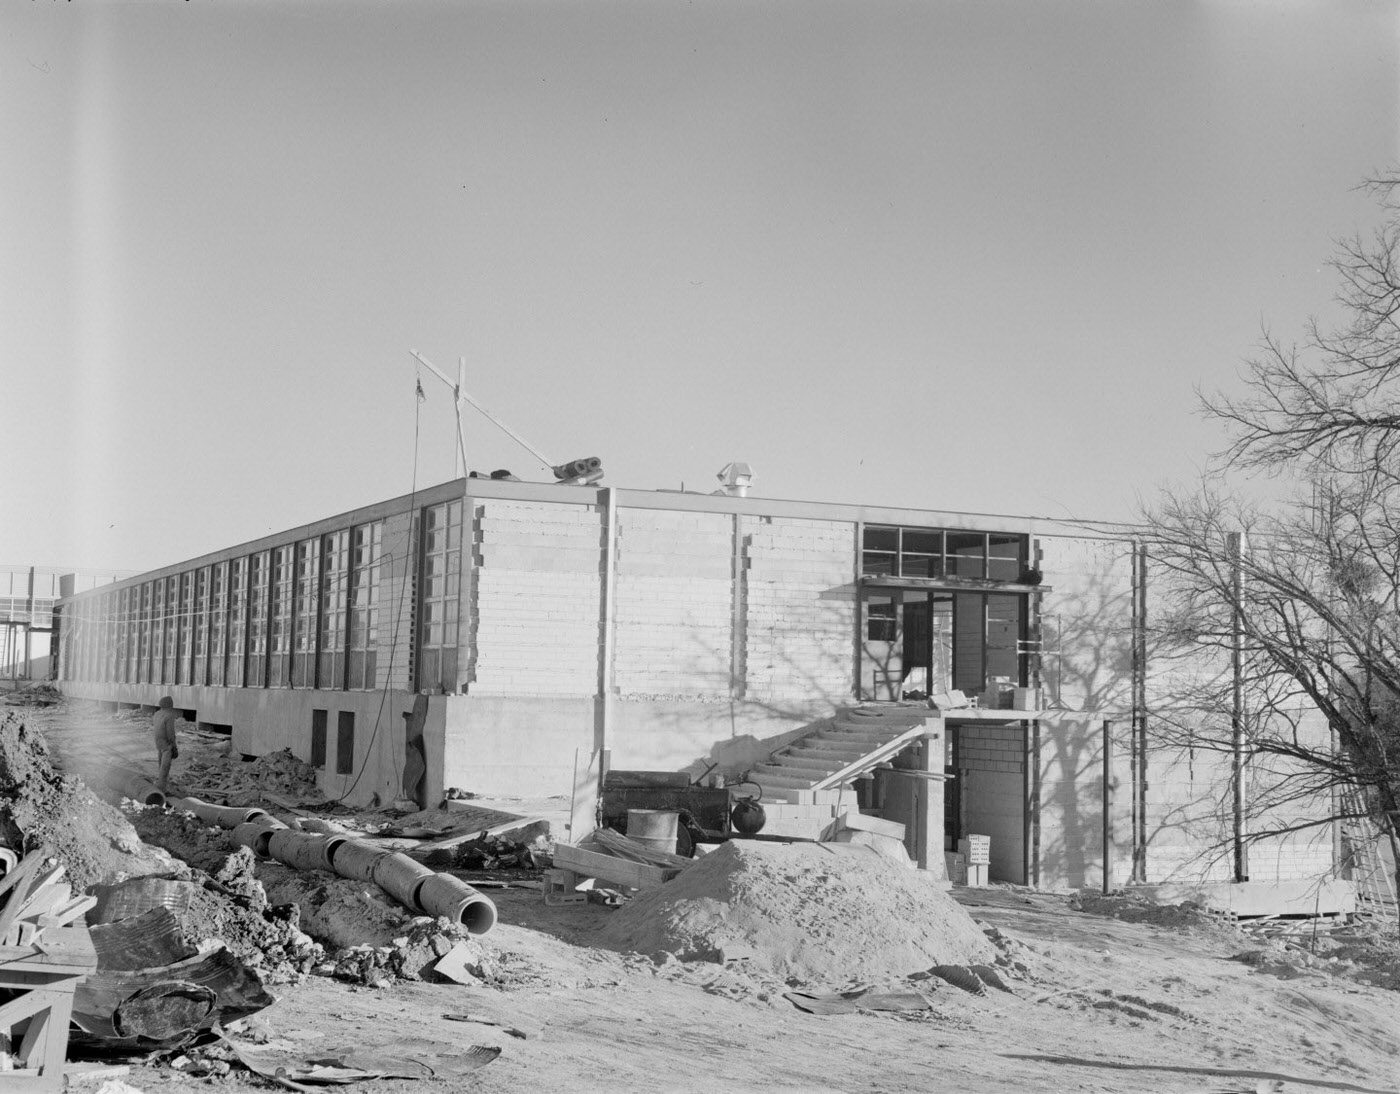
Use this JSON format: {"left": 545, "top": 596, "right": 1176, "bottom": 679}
{"left": 0, "top": 712, "right": 178, "bottom": 889}
{"left": 183, "top": 747, "right": 322, "bottom": 806}
{"left": 596, "top": 841, "right": 995, "bottom": 984}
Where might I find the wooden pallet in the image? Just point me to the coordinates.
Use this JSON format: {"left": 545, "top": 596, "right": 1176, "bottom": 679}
{"left": 0, "top": 849, "right": 99, "bottom": 1091}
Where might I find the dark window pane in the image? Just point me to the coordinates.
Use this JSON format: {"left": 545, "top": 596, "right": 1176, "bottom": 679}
{"left": 311, "top": 710, "right": 327, "bottom": 768}
{"left": 946, "top": 533, "right": 985, "bottom": 578}
{"left": 902, "top": 529, "right": 941, "bottom": 555}
{"left": 863, "top": 526, "right": 898, "bottom": 552}
{"left": 988, "top": 536, "right": 1024, "bottom": 582}
{"left": 336, "top": 712, "right": 355, "bottom": 775}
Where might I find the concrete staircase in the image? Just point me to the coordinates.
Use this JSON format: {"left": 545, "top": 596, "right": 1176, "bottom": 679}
{"left": 748, "top": 704, "right": 932, "bottom": 806}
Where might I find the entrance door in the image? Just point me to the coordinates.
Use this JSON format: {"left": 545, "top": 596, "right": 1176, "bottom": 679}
{"left": 860, "top": 590, "right": 953, "bottom": 701}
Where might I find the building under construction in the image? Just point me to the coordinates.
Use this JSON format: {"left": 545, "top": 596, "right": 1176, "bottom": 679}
{"left": 53, "top": 475, "right": 1341, "bottom": 899}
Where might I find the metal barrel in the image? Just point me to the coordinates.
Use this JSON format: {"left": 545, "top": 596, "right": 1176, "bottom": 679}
{"left": 369, "top": 852, "right": 436, "bottom": 912}
{"left": 415, "top": 872, "right": 498, "bottom": 936}
{"left": 232, "top": 817, "right": 288, "bottom": 859}
{"left": 266, "top": 829, "right": 338, "bottom": 872}
{"left": 328, "top": 839, "right": 390, "bottom": 882}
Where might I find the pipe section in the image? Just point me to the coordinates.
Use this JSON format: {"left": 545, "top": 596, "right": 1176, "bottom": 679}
{"left": 415, "top": 873, "right": 498, "bottom": 935}
{"left": 370, "top": 852, "right": 436, "bottom": 911}
{"left": 232, "top": 816, "right": 288, "bottom": 859}
{"left": 327, "top": 839, "right": 389, "bottom": 883}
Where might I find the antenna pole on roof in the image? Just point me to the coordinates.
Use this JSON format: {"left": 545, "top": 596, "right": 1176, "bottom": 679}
{"left": 408, "top": 349, "right": 556, "bottom": 474}
{"left": 410, "top": 349, "right": 469, "bottom": 480}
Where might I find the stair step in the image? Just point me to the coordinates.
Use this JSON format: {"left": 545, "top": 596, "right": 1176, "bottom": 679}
{"left": 768, "top": 755, "right": 845, "bottom": 775}
{"left": 788, "top": 745, "right": 870, "bottom": 763}
{"left": 750, "top": 767, "right": 820, "bottom": 789}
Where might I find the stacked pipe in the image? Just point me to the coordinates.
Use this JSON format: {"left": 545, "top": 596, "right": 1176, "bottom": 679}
{"left": 166, "top": 797, "right": 497, "bottom": 935}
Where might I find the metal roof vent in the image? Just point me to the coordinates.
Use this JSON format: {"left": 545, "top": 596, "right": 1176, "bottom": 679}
{"left": 715, "top": 462, "right": 755, "bottom": 497}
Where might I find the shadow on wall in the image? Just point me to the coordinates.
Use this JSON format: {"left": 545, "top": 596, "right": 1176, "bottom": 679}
{"left": 1037, "top": 550, "right": 1137, "bottom": 889}
{"left": 616, "top": 589, "right": 860, "bottom": 783}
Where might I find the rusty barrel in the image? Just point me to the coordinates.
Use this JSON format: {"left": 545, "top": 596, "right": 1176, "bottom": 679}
{"left": 415, "top": 873, "right": 498, "bottom": 935}
{"left": 232, "top": 815, "right": 289, "bottom": 859}
{"left": 370, "top": 852, "right": 436, "bottom": 912}
{"left": 266, "top": 829, "right": 340, "bottom": 872}
{"left": 328, "top": 839, "right": 390, "bottom": 883}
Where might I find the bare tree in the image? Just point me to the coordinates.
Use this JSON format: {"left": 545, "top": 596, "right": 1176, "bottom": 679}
{"left": 1142, "top": 175, "right": 1400, "bottom": 889}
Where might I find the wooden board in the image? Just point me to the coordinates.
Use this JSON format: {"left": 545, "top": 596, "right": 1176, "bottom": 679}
{"left": 550, "top": 844, "right": 671, "bottom": 890}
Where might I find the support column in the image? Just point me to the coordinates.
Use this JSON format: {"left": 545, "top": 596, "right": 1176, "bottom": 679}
{"left": 916, "top": 713, "right": 946, "bottom": 873}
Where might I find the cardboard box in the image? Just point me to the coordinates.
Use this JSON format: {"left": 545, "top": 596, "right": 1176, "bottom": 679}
{"left": 959, "top": 834, "right": 991, "bottom": 864}
{"left": 944, "top": 852, "right": 966, "bottom": 885}
{"left": 966, "top": 863, "right": 989, "bottom": 887}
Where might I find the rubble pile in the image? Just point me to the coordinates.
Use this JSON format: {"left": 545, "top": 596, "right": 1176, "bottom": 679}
{"left": 258, "top": 865, "right": 499, "bottom": 985}
{"left": 0, "top": 681, "right": 61, "bottom": 706}
{"left": 329, "top": 918, "right": 497, "bottom": 987}
{"left": 1070, "top": 890, "right": 1240, "bottom": 936}
{"left": 133, "top": 804, "right": 501, "bottom": 985}
{"left": 182, "top": 747, "right": 323, "bottom": 806}
{"left": 596, "top": 840, "right": 996, "bottom": 984}
{"left": 0, "top": 712, "right": 177, "bottom": 889}
{"left": 0, "top": 713, "right": 289, "bottom": 1051}
{"left": 429, "top": 831, "right": 550, "bottom": 872}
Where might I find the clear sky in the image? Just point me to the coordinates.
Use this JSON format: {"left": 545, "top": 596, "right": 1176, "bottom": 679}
{"left": 4, "top": 1, "right": 1398, "bottom": 573}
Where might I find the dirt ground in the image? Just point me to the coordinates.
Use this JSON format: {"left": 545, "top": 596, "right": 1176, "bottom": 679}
{"left": 11, "top": 695, "right": 1400, "bottom": 1094}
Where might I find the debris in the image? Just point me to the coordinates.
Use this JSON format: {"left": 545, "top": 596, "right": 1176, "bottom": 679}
{"left": 552, "top": 843, "right": 676, "bottom": 891}
{"left": 0, "top": 849, "right": 100, "bottom": 1083}
{"left": 783, "top": 988, "right": 932, "bottom": 1015}
{"left": 432, "top": 940, "right": 486, "bottom": 985}
{"left": 441, "top": 1014, "right": 536, "bottom": 1039}
{"left": 926, "top": 965, "right": 987, "bottom": 995}
{"left": 218, "top": 1028, "right": 499, "bottom": 1085}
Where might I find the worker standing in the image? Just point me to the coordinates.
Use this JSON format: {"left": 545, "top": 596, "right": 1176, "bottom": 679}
{"left": 152, "top": 696, "right": 180, "bottom": 792}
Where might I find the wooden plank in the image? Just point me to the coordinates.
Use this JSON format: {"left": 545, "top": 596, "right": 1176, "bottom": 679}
{"left": 551, "top": 844, "right": 670, "bottom": 890}
{"left": 834, "top": 812, "right": 907, "bottom": 841}
{"left": 0, "top": 987, "right": 64, "bottom": 1029}
{"left": 37, "top": 894, "right": 96, "bottom": 930}
{"left": 416, "top": 816, "right": 546, "bottom": 854}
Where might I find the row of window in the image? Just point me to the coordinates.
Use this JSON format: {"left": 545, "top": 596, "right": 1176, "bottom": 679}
{"left": 61, "top": 521, "right": 386, "bottom": 692}
{"left": 861, "top": 526, "right": 1027, "bottom": 582}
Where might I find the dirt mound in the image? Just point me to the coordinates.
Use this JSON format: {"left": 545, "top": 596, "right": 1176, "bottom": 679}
{"left": 1070, "top": 890, "right": 1241, "bottom": 938}
{"left": 0, "top": 712, "right": 179, "bottom": 889}
{"left": 183, "top": 747, "right": 322, "bottom": 806}
{"left": 595, "top": 841, "right": 995, "bottom": 985}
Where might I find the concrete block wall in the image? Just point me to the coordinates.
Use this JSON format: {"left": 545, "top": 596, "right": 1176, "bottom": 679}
{"left": 614, "top": 510, "right": 734, "bottom": 698}
{"left": 469, "top": 499, "right": 601, "bottom": 697}
{"left": 744, "top": 517, "right": 855, "bottom": 709}
{"left": 1038, "top": 536, "right": 1135, "bottom": 713}
{"left": 1035, "top": 715, "right": 1135, "bottom": 891}
{"left": 959, "top": 722, "right": 1028, "bottom": 883}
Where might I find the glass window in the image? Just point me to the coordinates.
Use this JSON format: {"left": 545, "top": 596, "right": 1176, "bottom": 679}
{"left": 348, "top": 522, "right": 381, "bottom": 690}
{"left": 417, "top": 502, "right": 462, "bottom": 692}
{"left": 228, "top": 557, "right": 248, "bottom": 687}
{"left": 319, "top": 530, "right": 349, "bottom": 689}
{"left": 311, "top": 709, "right": 328, "bottom": 768}
{"left": 291, "top": 539, "right": 321, "bottom": 688}
{"left": 247, "top": 550, "right": 271, "bottom": 687}
{"left": 861, "top": 525, "right": 898, "bottom": 576}
{"left": 988, "top": 536, "right": 1024, "bottom": 582}
{"left": 209, "top": 563, "right": 227, "bottom": 687}
{"left": 335, "top": 711, "right": 355, "bottom": 775}
{"left": 269, "top": 546, "right": 294, "bottom": 687}
{"left": 945, "top": 533, "right": 985, "bottom": 579}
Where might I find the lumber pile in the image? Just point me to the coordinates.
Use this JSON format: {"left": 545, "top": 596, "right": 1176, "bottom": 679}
{"left": 0, "top": 848, "right": 99, "bottom": 1089}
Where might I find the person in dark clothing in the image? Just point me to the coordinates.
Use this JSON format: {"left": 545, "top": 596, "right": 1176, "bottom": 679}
{"left": 152, "top": 695, "right": 181, "bottom": 792}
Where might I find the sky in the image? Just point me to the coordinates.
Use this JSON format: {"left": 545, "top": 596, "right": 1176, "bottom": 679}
{"left": 3, "top": 0, "right": 1398, "bottom": 573}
